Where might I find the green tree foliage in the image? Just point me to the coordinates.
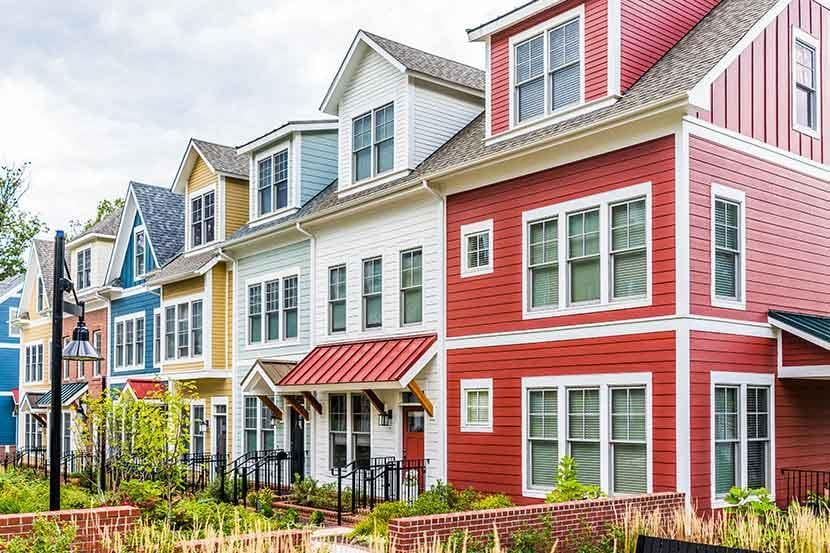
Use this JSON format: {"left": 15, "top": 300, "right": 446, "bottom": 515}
{"left": 0, "top": 163, "right": 47, "bottom": 281}
{"left": 544, "top": 456, "right": 605, "bottom": 503}
{"left": 68, "top": 197, "right": 124, "bottom": 238}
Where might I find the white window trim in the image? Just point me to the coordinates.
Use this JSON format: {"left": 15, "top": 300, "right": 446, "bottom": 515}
{"left": 460, "top": 378, "right": 493, "bottom": 433}
{"left": 328, "top": 264, "right": 348, "bottom": 335}
{"left": 399, "top": 247, "right": 424, "bottom": 328}
{"left": 460, "top": 219, "right": 495, "bottom": 278}
{"left": 76, "top": 247, "right": 92, "bottom": 290}
{"left": 710, "top": 183, "right": 747, "bottom": 310}
{"left": 162, "top": 294, "right": 205, "bottom": 363}
{"left": 255, "top": 148, "right": 292, "bottom": 219}
{"left": 113, "top": 313, "right": 146, "bottom": 371}
{"left": 521, "top": 182, "right": 652, "bottom": 319}
{"left": 792, "top": 28, "right": 821, "bottom": 139}
{"left": 23, "top": 341, "right": 45, "bottom": 384}
{"left": 709, "top": 371, "right": 775, "bottom": 509}
{"left": 152, "top": 308, "right": 161, "bottom": 366}
{"left": 190, "top": 399, "right": 206, "bottom": 454}
{"left": 209, "top": 396, "right": 228, "bottom": 457}
{"left": 92, "top": 330, "right": 103, "bottom": 377}
{"left": 508, "top": 5, "right": 586, "bottom": 131}
{"left": 9, "top": 307, "right": 19, "bottom": 337}
{"left": 188, "top": 186, "right": 218, "bottom": 251}
{"left": 327, "top": 392, "right": 373, "bottom": 469}
{"left": 361, "top": 256, "right": 384, "bottom": 331}
{"left": 244, "top": 268, "right": 301, "bottom": 349}
{"left": 351, "top": 102, "right": 396, "bottom": 186}
{"left": 521, "top": 372, "right": 653, "bottom": 499}
{"left": 133, "top": 225, "right": 147, "bottom": 279}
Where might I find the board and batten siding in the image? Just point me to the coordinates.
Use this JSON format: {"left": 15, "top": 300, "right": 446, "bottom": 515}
{"left": 300, "top": 132, "right": 338, "bottom": 205}
{"left": 489, "top": 0, "right": 608, "bottom": 136}
{"left": 688, "top": 137, "right": 830, "bottom": 322}
{"left": 695, "top": 0, "right": 830, "bottom": 164}
{"left": 412, "top": 81, "right": 483, "bottom": 167}
{"left": 225, "top": 177, "right": 250, "bottom": 237}
{"left": 337, "top": 47, "right": 409, "bottom": 191}
{"left": 445, "top": 136, "right": 676, "bottom": 337}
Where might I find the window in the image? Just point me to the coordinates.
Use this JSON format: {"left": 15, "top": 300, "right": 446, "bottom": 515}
{"left": 352, "top": 103, "right": 394, "bottom": 182}
{"left": 125, "top": 319, "right": 134, "bottom": 366}
{"left": 352, "top": 395, "right": 371, "bottom": 467}
{"left": 164, "top": 307, "right": 176, "bottom": 360}
{"left": 362, "top": 258, "right": 382, "bottom": 329}
{"left": 153, "top": 312, "right": 161, "bottom": 365}
{"left": 63, "top": 337, "right": 70, "bottom": 378}
{"left": 191, "top": 301, "right": 202, "bottom": 356}
{"left": 523, "top": 183, "right": 651, "bottom": 317}
{"left": 191, "top": 404, "right": 205, "bottom": 455}
{"left": 329, "top": 394, "right": 348, "bottom": 468}
{"left": 248, "top": 284, "right": 262, "bottom": 344}
{"left": 329, "top": 393, "right": 372, "bottom": 469}
{"left": 461, "top": 379, "right": 493, "bottom": 432}
{"left": 460, "top": 220, "right": 494, "bottom": 277}
{"left": 247, "top": 274, "right": 299, "bottom": 344}
{"left": 93, "top": 331, "right": 102, "bottom": 376}
{"left": 711, "top": 374, "right": 773, "bottom": 506}
{"left": 568, "top": 388, "right": 601, "bottom": 486}
{"left": 115, "top": 322, "right": 124, "bottom": 368}
{"left": 25, "top": 414, "right": 42, "bottom": 449}
{"left": 135, "top": 317, "right": 145, "bottom": 366}
{"left": 567, "top": 209, "right": 600, "bottom": 304}
{"left": 177, "top": 304, "right": 189, "bottom": 358}
{"left": 8, "top": 307, "right": 18, "bottom": 337}
{"left": 711, "top": 185, "right": 745, "bottom": 308}
{"left": 266, "top": 281, "right": 279, "bottom": 341}
{"left": 400, "top": 248, "right": 423, "bottom": 325}
{"left": 283, "top": 276, "right": 298, "bottom": 339}
{"left": 114, "top": 315, "right": 145, "bottom": 369}
{"left": 513, "top": 10, "right": 582, "bottom": 124}
{"left": 134, "top": 229, "right": 146, "bottom": 278}
{"left": 244, "top": 397, "right": 258, "bottom": 453}
{"left": 329, "top": 266, "right": 346, "bottom": 333}
{"left": 24, "top": 343, "right": 44, "bottom": 383}
{"left": 164, "top": 299, "right": 202, "bottom": 359}
{"left": 793, "top": 31, "right": 820, "bottom": 135}
{"left": 610, "top": 387, "right": 647, "bottom": 494}
{"left": 63, "top": 412, "right": 72, "bottom": 453}
{"left": 76, "top": 248, "right": 91, "bottom": 290}
{"left": 37, "top": 278, "right": 45, "bottom": 312}
{"left": 610, "top": 199, "right": 647, "bottom": 299}
{"left": 243, "top": 396, "right": 280, "bottom": 452}
{"left": 261, "top": 401, "right": 276, "bottom": 450}
{"left": 527, "top": 389, "right": 558, "bottom": 488}
{"left": 191, "top": 191, "right": 215, "bottom": 247}
{"left": 257, "top": 150, "right": 290, "bottom": 216}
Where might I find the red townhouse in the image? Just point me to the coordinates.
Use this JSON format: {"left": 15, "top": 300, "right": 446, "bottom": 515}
{"left": 410, "top": 0, "right": 830, "bottom": 511}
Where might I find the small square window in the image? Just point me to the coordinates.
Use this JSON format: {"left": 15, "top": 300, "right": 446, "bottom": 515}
{"left": 460, "top": 220, "right": 494, "bottom": 278}
{"left": 461, "top": 379, "right": 493, "bottom": 432}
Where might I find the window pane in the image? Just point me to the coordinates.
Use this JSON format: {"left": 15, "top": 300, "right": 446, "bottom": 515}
{"left": 548, "top": 19, "right": 580, "bottom": 69}
{"left": 331, "top": 301, "right": 346, "bottom": 332}
{"left": 365, "top": 295, "right": 382, "bottom": 328}
{"left": 551, "top": 62, "right": 581, "bottom": 111}
{"left": 614, "top": 443, "right": 647, "bottom": 494}
{"left": 266, "top": 281, "right": 279, "bottom": 341}
{"left": 715, "top": 442, "right": 737, "bottom": 494}
{"left": 531, "top": 266, "right": 559, "bottom": 308}
{"left": 570, "top": 441, "right": 601, "bottom": 486}
{"left": 613, "top": 250, "right": 647, "bottom": 298}
{"left": 191, "top": 301, "right": 202, "bottom": 356}
{"left": 530, "top": 440, "right": 558, "bottom": 488}
{"left": 747, "top": 440, "right": 768, "bottom": 489}
{"left": 258, "top": 157, "right": 273, "bottom": 216}
{"left": 715, "top": 251, "right": 737, "bottom": 298}
{"left": 571, "top": 258, "right": 600, "bottom": 302}
{"left": 517, "top": 77, "right": 545, "bottom": 122}
{"left": 402, "top": 289, "right": 422, "bottom": 324}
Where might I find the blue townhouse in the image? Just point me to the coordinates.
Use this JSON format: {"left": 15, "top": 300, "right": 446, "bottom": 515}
{"left": 0, "top": 276, "right": 23, "bottom": 448}
{"left": 103, "top": 182, "right": 183, "bottom": 390}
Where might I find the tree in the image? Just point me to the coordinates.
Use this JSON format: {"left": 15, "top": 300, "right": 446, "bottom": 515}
{"left": 68, "top": 197, "right": 125, "bottom": 238}
{"left": 0, "top": 163, "right": 48, "bottom": 281}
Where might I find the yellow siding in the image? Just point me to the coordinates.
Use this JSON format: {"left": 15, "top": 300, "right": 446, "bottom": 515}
{"left": 224, "top": 177, "right": 250, "bottom": 237}
{"left": 211, "top": 265, "right": 227, "bottom": 370}
{"left": 20, "top": 321, "right": 51, "bottom": 390}
{"left": 226, "top": 269, "right": 233, "bottom": 370}
{"left": 163, "top": 276, "right": 205, "bottom": 301}
{"left": 189, "top": 379, "right": 233, "bottom": 456}
{"left": 188, "top": 156, "right": 216, "bottom": 194}
{"left": 165, "top": 360, "right": 204, "bottom": 372}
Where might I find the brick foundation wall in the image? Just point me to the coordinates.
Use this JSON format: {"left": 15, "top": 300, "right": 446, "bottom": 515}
{"left": 388, "top": 492, "right": 685, "bottom": 552}
{"left": 0, "top": 505, "right": 139, "bottom": 553}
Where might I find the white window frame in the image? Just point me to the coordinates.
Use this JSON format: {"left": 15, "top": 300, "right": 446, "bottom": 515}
{"left": 508, "top": 5, "right": 586, "bottom": 130}
{"left": 190, "top": 188, "right": 216, "bottom": 249}
{"left": 460, "top": 378, "right": 493, "bottom": 433}
{"left": 710, "top": 183, "right": 747, "bottom": 310}
{"left": 327, "top": 392, "right": 373, "bottom": 469}
{"left": 24, "top": 342, "right": 44, "bottom": 383}
{"left": 8, "top": 307, "right": 19, "bottom": 337}
{"left": 25, "top": 413, "right": 43, "bottom": 449}
{"left": 521, "top": 182, "right": 652, "bottom": 319}
{"left": 460, "top": 219, "right": 494, "bottom": 278}
{"left": 329, "top": 264, "right": 347, "bottom": 334}
{"left": 162, "top": 296, "right": 205, "bottom": 362}
{"left": 244, "top": 269, "right": 301, "bottom": 348}
{"left": 153, "top": 309, "right": 161, "bottom": 365}
{"left": 76, "top": 247, "right": 92, "bottom": 290}
{"left": 133, "top": 226, "right": 147, "bottom": 279}
{"left": 521, "top": 372, "right": 652, "bottom": 499}
{"left": 256, "top": 148, "right": 291, "bottom": 217}
{"left": 351, "top": 103, "right": 395, "bottom": 185}
{"left": 190, "top": 400, "right": 206, "bottom": 455}
{"left": 792, "top": 28, "right": 821, "bottom": 139}
{"left": 92, "top": 330, "right": 102, "bottom": 376}
{"left": 709, "top": 371, "right": 775, "bottom": 509}
{"left": 37, "top": 277, "right": 45, "bottom": 312}
{"left": 399, "top": 247, "right": 424, "bottom": 327}
{"left": 113, "top": 313, "right": 146, "bottom": 370}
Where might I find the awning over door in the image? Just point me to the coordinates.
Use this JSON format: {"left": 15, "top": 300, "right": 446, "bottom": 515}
{"left": 122, "top": 379, "right": 166, "bottom": 400}
{"left": 769, "top": 310, "right": 830, "bottom": 379}
{"left": 241, "top": 359, "right": 297, "bottom": 394}
{"left": 35, "top": 381, "right": 88, "bottom": 408}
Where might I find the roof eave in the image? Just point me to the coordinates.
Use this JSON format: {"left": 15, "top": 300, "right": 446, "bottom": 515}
{"left": 237, "top": 120, "right": 339, "bottom": 156}
{"left": 466, "top": 0, "right": 568, "bottom": 41}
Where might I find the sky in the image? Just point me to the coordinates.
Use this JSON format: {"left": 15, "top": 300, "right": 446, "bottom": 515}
{"left": 0, "top": 0, "right": 506, "bottom": 233}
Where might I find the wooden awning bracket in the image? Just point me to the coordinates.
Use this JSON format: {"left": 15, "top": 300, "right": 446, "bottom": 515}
{"left": 362, "top": 389, "right": 386, "bottom": 414}
{"left": 406, "top": 381, "right": 434, "bottom": 418}
{"left": 303, "top": 392, "right": 323, "bottom": 415}
{"left": 32, "top": 413, "right": 48, "bottom": 427}
{"left": 284, "top": 395, "right": 310, "bottom": 421}
{"left": 258, "top": 395, "right": 283, "bottom": 422}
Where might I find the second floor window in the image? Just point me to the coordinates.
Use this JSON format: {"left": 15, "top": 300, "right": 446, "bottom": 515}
{"left": 567, "top": 208, "right": 600, "bottom": 304}
{"left": 400, "top": 248, "right": 423, "bottom": 325}
{"left": 76, "top": 249, "right": 91, "bottom": 289}
{"left": 93, "top": 330, "right": 102, "bottom": 376}
{"left": 114, "top": 315, "right": 144, "bottom": 369}
{"left": 153, "top": 312, "right": 161, "bottom": 365}
{"left": 191, "top": 191, "right": 215, "bottom": 247}
{"left": 134, "top": 229, "right": 146, "bottom": 278}
{"left": 164, "top": 299, "right": 203, "bottom": 360}
{"left": 258, "top": 150, "right": 289, "bottom": 216}
{"left": 529, "top": 218, "right": 559, "bottom": 308}
{"left": 283, "top": 276, "right": 298, "bottom": 339}
{"left": 362, "top": 257, "right": 382, "bottom": 329}
{"left": 8, "top": 307, "right": 19, "bottom": 337}
{"left": 610, "top": 199, "right": 647, "bottom": 299}
{"left": 713, "top": 197, "right": 741, "bottom": 301}
{"left": 352, "top": 103, "right": 394, "bottom": 182}
{"left": 247, "top": 275, "right": 299, "bottom": 344}
{"left": 24, "top": 343, "right": 44, "bottom": 383}
{"left": 329, "top": 265, "right": 347, "bottom": 333}
{"left": 794, "top": 33, "right": 819, "bottom": 134}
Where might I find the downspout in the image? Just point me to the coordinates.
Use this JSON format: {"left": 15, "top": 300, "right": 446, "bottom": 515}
{"left": 217, "top": 247, "right": 238, "bottom": 458}
{"left": 294, "top": 221, "right": 316, "bottom": 470}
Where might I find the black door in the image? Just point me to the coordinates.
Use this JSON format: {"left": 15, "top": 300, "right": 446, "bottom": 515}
{"left": 290, "top": 409, "right": 305, "bottom": 479}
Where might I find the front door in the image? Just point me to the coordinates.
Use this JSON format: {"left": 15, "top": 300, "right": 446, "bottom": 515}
{"left": 402, "top": 407, "right": 425, "bottom": 462}
{"left": 289, "top": 409, "right": 305, "bottom": 479}
{"left": 213, "top": 405, "right": 227, "bottom": 461}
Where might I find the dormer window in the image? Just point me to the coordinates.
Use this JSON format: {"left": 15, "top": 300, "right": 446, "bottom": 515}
{"left": 37, "top": 277, "right": 45, "bottom": 312}
{"left": 352, "top": 103, "right": 394, "bottom": 182}
{"left": 191, "top": 191, "right": 215, "bottom": 247}
{"left": 513, "top": 11, "right": 582, "bottom": 125}
{"left": 257, "top": 149, "right": 289, "bottom": 216}
{"left": 134, "top": 228, "right": 146, "bottom": 278}
{"left": 76, "top": 248, "right": 91, "bottom": 290}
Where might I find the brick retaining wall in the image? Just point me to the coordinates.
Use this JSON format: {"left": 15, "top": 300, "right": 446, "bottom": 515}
{"left": 388, "top": 492, "right": 685, "bottom": 552}
{"left": 175, "top": 529, "right": 310, "bottom": 552}
{"left": 0, "top": 505, "right": 140, "bottom": 553}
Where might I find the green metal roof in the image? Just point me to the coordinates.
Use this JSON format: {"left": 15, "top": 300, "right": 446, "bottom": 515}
{"left": 35, "top": 382, "right": 88, "bottom": 408}
{"left": 768, "top": 310, "right": 830, "bottom": 347}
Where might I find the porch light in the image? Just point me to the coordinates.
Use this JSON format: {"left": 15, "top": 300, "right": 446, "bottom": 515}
{"left": 198, "top": 419, "right": 209, "bottom": 434}
{"left": 270, "top": 415, "right": 279, "bottom": 427}
{"left": 378, "top": 409, "right": 393, "bottom": 427}
{"left": 62, "top": 320, "right": 100, "bottom": 362}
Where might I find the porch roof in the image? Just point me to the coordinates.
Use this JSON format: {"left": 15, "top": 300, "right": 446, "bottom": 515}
{"left": 123, "top": 378, "right": 166, "bottom": 400}
{"left": 769, "top": 310, "right": 830, "bottom": 350}
{"left": 240, "top": 359, "right": 297, "bottom": 393}
{"left": 35, "top": 381, "right": 88, "bottom": 408}
{"left": 276, "top": 334, "right": 438, "bottom": 392}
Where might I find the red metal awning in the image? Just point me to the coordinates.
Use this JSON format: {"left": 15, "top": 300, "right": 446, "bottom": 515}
{"left": 124, "top": 379, "right": 166, "bottom": 400}
{"left": 277, "top": 334, "right": 438, "bottom": 390}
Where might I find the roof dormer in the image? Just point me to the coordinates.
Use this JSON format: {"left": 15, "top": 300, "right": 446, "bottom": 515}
{"left": 172, "top": 139, "right": 250, "bottom": 254}
{"left": 236, "top": 120, "right": 338, "bottom": 227}
{"left": 66, "top": 208, "right": 121, "bottom": 297}
{"left": 321, "top": 31, "right": 485, "bottom": 195}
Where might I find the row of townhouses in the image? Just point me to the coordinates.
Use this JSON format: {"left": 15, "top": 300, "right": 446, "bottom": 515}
{"left": 9, "top": 0, "right": 830, "bottom": 511}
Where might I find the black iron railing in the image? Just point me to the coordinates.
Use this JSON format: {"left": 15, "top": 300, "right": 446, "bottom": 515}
{"left": 10, "top": 448, "right": 47, "bottom": 473}
{"left": 60, "top": 450, "right": 95, "bottom": 485}
{"left": 781, "top": 468, "right": 830, "bottom": 508}
{"left": 333, "top": 457, "right": 428, "bottom": 525}
{"left": 227, "top": 449, "right": 296, "bottom": 506}
{"left": 182, "top": 453, "right": 229, "bottom": 494}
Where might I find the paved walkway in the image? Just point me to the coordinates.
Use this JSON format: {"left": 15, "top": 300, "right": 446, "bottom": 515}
{"left": 310, "top": 527, "right": 369, "bottom": 553}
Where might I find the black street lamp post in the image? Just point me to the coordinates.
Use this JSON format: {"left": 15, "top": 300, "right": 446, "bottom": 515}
{"left": 48, "top": 230, "right": 101, "bottom": 511}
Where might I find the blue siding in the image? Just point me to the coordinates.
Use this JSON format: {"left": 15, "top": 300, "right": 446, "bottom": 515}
{"left": 120, "top": 213, "right": 157, "bottom": 288}
{"left": 109, "top": 291, "right": 159, "bottom": 377}
{"left": 0, "top": 349, "right": 18, "bottom": 393}
{"left": 0, "top": 297, "right": 20, "bottom": 434}
{"left": 0, "top": 296, "right": 20, "bottom": 344}
{"left": 0, "top": 396, "right": 15, "bottom": 444}
{"left": 300, "top": 131, "right": 338, "bottom": 205}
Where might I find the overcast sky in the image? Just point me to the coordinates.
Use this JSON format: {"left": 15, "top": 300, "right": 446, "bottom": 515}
{"left": 0, "top": 0, "right": 506, "bottom": 233}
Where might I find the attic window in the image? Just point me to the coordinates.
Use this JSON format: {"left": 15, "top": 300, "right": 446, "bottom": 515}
{"left": 257, "top": 149, "right": 289, "bottom": 217}
{"left": 191, "top": 190, "right": 215, "bottom": 247}
{"left": 352, "top": 103, "right": 394, "bottom": 183}
{"left": 134, "top": 228, "right": 146, "bottom": 278}
{"left": 793, "top": 29, "right": 820, "bottom": 137}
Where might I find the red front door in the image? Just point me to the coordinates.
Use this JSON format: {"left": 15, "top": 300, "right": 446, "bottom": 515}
{"left": 402, "top": 407, "right": 425, "bottom": 462}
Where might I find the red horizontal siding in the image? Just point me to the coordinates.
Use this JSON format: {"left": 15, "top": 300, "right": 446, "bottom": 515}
{"left": 689, "top": 137, "right": 830, "bottom": 322}
{"left": 620, "top": 0, "right": 720, "bottom": 92}
{"left": 446, "top": 136, "right": 675, "bottom": 337}
{"left": 490, "top": 0, "right": 608, "bottom": 136}
{"left": 695, "top": 0, "right": 829, "bottom": 164}
{"left": 781, "top": 331, "right": 830, "bottom": 366}
{"left": 446, "top": 331, "right": 677, "bottom": 500}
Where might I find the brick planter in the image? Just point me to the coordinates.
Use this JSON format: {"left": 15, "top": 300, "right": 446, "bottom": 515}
{"left": 175, "top": 529, "right": 310, "bottom": 552}
{"left": 388, "top": 492, "right": 685, "bottom": 552}
{"left": 273, "top": 501, "right": 361, "bottom": 527}
{"left": 0, "top": 505, "right": 140, "bottom": 553}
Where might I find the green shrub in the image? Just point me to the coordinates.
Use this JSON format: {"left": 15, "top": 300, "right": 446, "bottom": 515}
{"left": 545, "top": 457, "right": 605, "bottom": 503}
{"left": 4, "top": 517, "right": 76, "bottom": 553}
{"left": 172, "top": 498, "right": 275, "bottom": 534}
{"left": 471, "top": 493, "right": 513, "bottom": 511}
{"left": 723, "top": 486, "right": 779, "bottom": 517}
{"left": 0, "top": 469, "right": 99, "bottom": 514}
{"left": 287, "top": 475, "right": 351, "bottom": 511}
{"left": 309, "top": 510, "right": 326, "bottom": 526}
{"left": 108, "top": 479, "right": 166, "bottom": 521}
{"left": 247, "top": 488, "right": 275, "bottom": 518}
{"left": 350, "top": 500, "right": 412, "bottom": 539}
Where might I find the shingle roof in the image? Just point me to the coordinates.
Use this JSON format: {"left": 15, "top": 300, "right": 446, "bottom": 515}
{"left": 131, "top": 182, "right": 184, "bottom": 267}
{"left": 0, "top": 275, "right": 23, "bottom": 299}
{"left": 192, "top": 139, "right": 249, "bottom": 178}
{"left": 769, "top": 311, "right": 830, "bottom": 346}
{"left": 33, "top": 239, "right": 63, "bottom": 306}
{"left": 71, "top": 207, "right": 124, "bottom": 243}
{"left": 147, "top": 249, "right": 217, "bottom": 285}
{"left": 363, "top": 31, "right": 485, "bottom": 91}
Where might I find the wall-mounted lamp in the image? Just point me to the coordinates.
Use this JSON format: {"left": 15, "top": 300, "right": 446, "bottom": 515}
{"left": 378, "top": 410, "right": 393, "bottom": 427}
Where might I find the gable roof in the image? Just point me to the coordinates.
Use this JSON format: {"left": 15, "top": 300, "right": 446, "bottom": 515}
{"left": 321, "top": 30, "right": 484, "bottom": 114}
{"left": 0, "top": 275, "right": 23, "bottom": 302}
{"left": 191, "top": 139, "right": 249, "bottom": 178}
{"left": 769, "top": 310, "right": 830, "bottom": 350}
{"left": 68, "top": 207, "right": 124, "bottom": 247}
{"left": 147, "top": 249, "right": 220, "bottom": 286}
{"left": 131, "top": 182, "right": 184, "bottom": 267}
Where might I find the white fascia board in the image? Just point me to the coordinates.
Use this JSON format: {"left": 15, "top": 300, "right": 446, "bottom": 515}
{"left": 467, "top": 0, "right": 569, "bottom": 41}
{"left": 236, "top": 121, "right": 338, "bottom": 156}
{"left": 768, "top": 316, "right": 830, "bottom": 351}
{"left": 67, "top": 233, "right": 115, "bottom": 250}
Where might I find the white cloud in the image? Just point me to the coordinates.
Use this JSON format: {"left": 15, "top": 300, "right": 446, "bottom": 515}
{"left": 0, "top": 0, "right": 506, "bottom": 232}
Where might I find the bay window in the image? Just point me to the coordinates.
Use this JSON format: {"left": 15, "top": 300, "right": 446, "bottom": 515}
{"left": 400, "top": 248, "right": 423, "bottom": 325}
{"left": 329, "top": 265, "right": 347, "bottom": 333}
{"left": 247, "top": 274, "right": 299, "bottom": 344}
{"left": 352, "top": 103, "right": 394, "bottom": 183}
{"left": 362, "top": 257, "right": 382, "bottom": 329}
{"left": 191, "top": 191, "right": 215, "bottom": 247}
